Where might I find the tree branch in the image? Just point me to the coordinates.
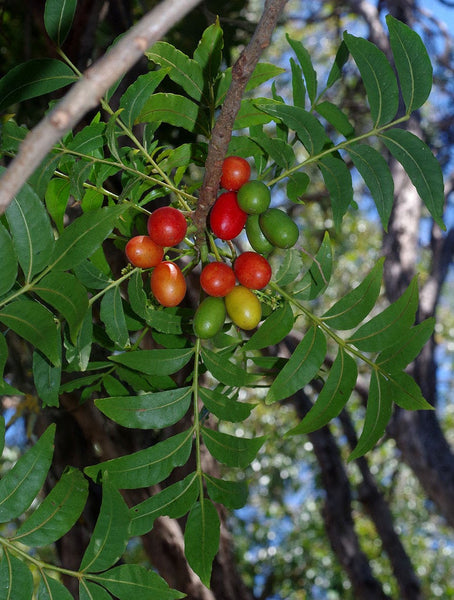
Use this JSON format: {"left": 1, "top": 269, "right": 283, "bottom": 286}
{"left": 0, "top": 0, "right": 203, "bottom": 215}
{"left": 192, "top": 0, "right": 288, "bottom": 242}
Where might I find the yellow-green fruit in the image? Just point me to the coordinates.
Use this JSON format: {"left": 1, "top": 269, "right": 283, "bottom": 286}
{"left": 193, "top": 296, "right": 226, "bottom": 339}
{"left": 225, "top": 286, "right": 262, "bottom": 330}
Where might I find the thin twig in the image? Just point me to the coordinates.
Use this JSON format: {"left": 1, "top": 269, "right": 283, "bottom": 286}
{"left": 0, "top": 0, "right": 203, "bottom": 215}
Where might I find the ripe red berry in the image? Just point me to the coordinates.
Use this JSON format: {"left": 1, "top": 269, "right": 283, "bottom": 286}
{"left": 200, "top": 262, "right": 236, "bottom": 297}
{"left": 125, "top": 235, "right": 164, "bottom": 268}
{"left": 220, "top": 156, "right": 251, "bottom": 191}
{"left": 147, "top": 206, "right": 187, "bottom": 247}
{"left": 234, "top": 251, "right": 272, "bottom": 290}
{"left": 210, "top": 192, "right": 248, "bottom": 241}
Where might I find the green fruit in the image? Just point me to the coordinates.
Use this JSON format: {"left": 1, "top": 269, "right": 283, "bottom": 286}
{"left": 193, "top": 296, "right": 226, "bottom": 339}
{"left": 259, "top": 208, "right": 299, "bottom": 249}
{"left": 237, "top": 180, "right": 271, "bottom": 214}
{"left": 245, "top": 214, "right": 274, "bottom": 255}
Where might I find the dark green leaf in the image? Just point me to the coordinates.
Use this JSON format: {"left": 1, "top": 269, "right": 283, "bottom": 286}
{"left": 27, "top": 153, "right": 61, "bottom": 201}
{"left": 35, "top": 272, "right": 89, "bottom": 343}
{"left": 322, "top": 258, "right": 384, "bottom": 330}
{"left": 44, "top": 0, "right": 77, "bottom": 46}
{"left": 201, "top": 347, "right": 258, "bottom": 387}
{"left": 386, "top": 15, "right": 433, "bottom": 113}
{"left": 74, "top": 259, "right": 112, "bottom": 290}
{"left": 326, "top": 40, "right": 349, "bottom": 89}
{"left": 130, "top": 472, "right": 198, "bottom": 536}
{"left": 286, "top": 171, "right": 310, "bottom": 203}
{"left": 201, "top": 427, "right": 266, "bottom": 468}
{"left": 286, "top": 349, "right": 357, "bottom": 435}
{"left": 14, "top": 467, "right": 88, "bottom": 547}
{"left": 33, "top": 348, "right": 62, "bottom": 407}
{"left": 388, "top": 371, "right": 433, "bottom": 410}
{"left": 80, "top": 483, "right": 130, "bottom": 573}
{"left": 95, "top": 386, "right": 192, "bottom": 429}
{"left": 0, "top": 415, "right": 4, "bottom": 458}
{"left": 318, "top": 154, "right": 353, "bottom": 228}
{"left": 184, "top": 499, "right": 220, "bottom": 588}
{"left": 66, "top": 123, "right": 105, "bottom": 155}
{"left": 0, "top": 554, "right": 33, "bottom": 600}
{"left": 204, "top": 474, "right": 248, "bottom": 510}
{"left": 376, "top": 318, "right": 434, "bottom": 372}
{"left": 100, "top": 287, "right": 130, "bottom": 349}
{"left": 349, "top": 371, "right": 393, "bottom": 460}
{"left": 243, "top": 302, "right": 294, "bottom": 351}
{"left": 347, "top": 144, "right": 394, "bottom": 230}
{"left": 0, "top": 299, "right": 61, "bottom": 366}
{"left": 45, "top": 178, "right": 70, "bottom": 234}
{"left": 380, "top": 128, "right": 445, "bottom": 229}
{"left": 348, "top": 277, "right": 418, "bottom": 352}
{"left": 79, "top": 581, "right": 112, "bottom": 600}
{"left": 38, "top": 574, "right": 74, "bottom": 600}
{"left": 137, "top": 93, "right": 209, "bottom": 135}
{"left": 0, "top": 59, "right": 76, "bottom": 112}
{"left": 293, "top": 232, "right": 333, "bottom": 301}
{"left": 245, "top": 63, "right": 285, "bottom": 92}
{"left": 97, "top": 565, "right": 185, "bottom": 599}
{"left": 5, "top": 183, "right": 55, "bottom": 282}
{"left": 289, "top": 58, "right": 306, "bottom": 108}
{"left": 266, "top": 326, "right": 326, "bottom": 404}
{"left": 84, "top": 429, "right": 193, "bottom": 489}
{"left": 109, "top": 347, "right": 193, "bottom": 376}
{"left": 235, "top": 98, "right": 275, "bottom": 129}
{"left": 193, "top": 19, "right": 223, "bottom": 82}
{"left": 273, "top": 249, "right": 304, "bottom": 286}
{"left": 51, "top": 204, "right": 127, "bottom": 271}
{"left": 251, "top": 134, "right": 294, "bottom": 170}
{"left": 343, "top": 33, "right": 398, "bottom": 127}
{"left": 65, "top": 306, "right": 93, "bottom": 371}
{"left": 286, "top": 35, "right": 317, "bottom": 103}
{"left": 0, "top": 223, "right": 17, "bottom": 296}
{"left": 199, "top": 387, "right": 256, "bottom": 422}
{"left": 147, "top": 42, "right": 204, "bottom": 100}
{"left": 0, "top": 425, "right": 55, "bottom": 523}
{"left": 119, "top": 70, "right": 169, "bottom": 130}
{"left": 316, "top": 101, "right": 354, "bottom": 137}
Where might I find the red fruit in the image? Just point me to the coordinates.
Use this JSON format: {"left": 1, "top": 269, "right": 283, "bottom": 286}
{"left": 220, "top": 156, "right": 251, "bottom": 191}
{"left": 147, "top": 206, "right": 187, "bottom": 247}
{"left": 150, "top": 261, "right": 186, "bottom": 307}
{"left": 210, "top": 192, "right": 248, "bottom": 241}
{"left": 234, "top": 251, "right": 272, "bottom": 290}
{"left": 200, "top": 262, "right": 236, "bottom": 297}
{"left": 125, "top": 235, "right": 164, "bottom": 268}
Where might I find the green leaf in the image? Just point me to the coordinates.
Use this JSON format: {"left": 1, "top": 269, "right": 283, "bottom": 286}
{"left": 79, "top": 581, "right": 112, "bottom": 600}
{"left": 274, "top": 249, "right": 304, "bottom": 286}
{"left": 5, "top": 183, "right": 55, "bottom": 282}
{"left": 44, "top": 0, "right": 77, "bottom": 46}
{"left": 184, "top": 499, "right": 220, "bottom": 588}
{"left": 80, "top": 482, "right": 130, "bottom": 573}
{"left": 129, "top": 472, "right": 198, "bottom": 536}
{"left": 376, "top": 318, "right": 434, "bottom": 373}
{"left": 14, "top": 467, "right": 88, "bottom": 547}
{"left": 265, "top": 326, "right": 326, "bottom": 404}
{"left": 204, "top": 474, "right": 248, "bottom": 510}
{"left": 255, "top": 102, "right": 327, "bottom": 155}
{"left": 38, "top": 575, "right": 74, "bottom": 600}
{"left": 65, "top": 306, "right": 93, "bottom": 371}
{"left": 316, "top": 101, "right": 354, "bottom": 137}
{"left": 326, "top": 40, "right": 349, "bottom": 89}
{"left": 0, "top": 299, "right": 61, "bottom": 366}
{"left": 289, "top": 58, "right": 306, "bottom": 108}
{"left": 45, "top": 178, "right": 70, "bottom": 234}
{"left": 347, "top": 144, "right": 394, "bottom": 230}
{"left": 386, "top": 15, "right": 433, "bottom": 113}
{"left": 348, "top": 277, "right": 419, "bottom": 352}
{"left": 95, "top": 386, "right": 192, "bottom": 429}
{"left": 0, "top": 554, "right": 33, "bottom": 600}
{"left": 380, "top": 128, "right": 445, "bottom": 229}
{"left": 33, "top": 348, "right": 62, "bottom": 407}
{"left": 234, "top": 98, "right": 276, "bottom": 129}
{"left": 0, "top": 223, "right": 17, "bottom": 296}
{"left": 349, "top": 371, "right": 393, "bottom": 460}
{"left": 318, "top": 153, "right": 353, "bottom": 228}
{"left": 201, "top": 427, "right": 267, "bottom": 468}
{"left": 193, "top": 19, "right": 223, "bottom": 81}
{"left": 286, "top": 349, "right": 357, "bottom": 435}
{"left": 286, "top": 171, "right": 310, "bottom": 203}
{"left": 199, "top": 387, "right": 255, "bottom": 422}
{"left": 28, "top": 153, "right": 61, "bottom": 201}
{"left": 147, "top": 42, "right": 204, "bottom": 101}
{"left": 137, "top": 93, "right": 209, "bottom": 135}
{"left": 119, "top": 70, "right": 169, "bottom": 130}
{"left": 51, "top": 204, "right": 127, "bottom": 271}
{"left": 100, "top": 287, "right": 130, "bottom": 349}
{"left": 286, "top": 35, "right": 317, "bottom": 103}
{"left": 388, "top": 371, "right": 433, "bottom": 410}
{"left": 66, "top": 122, "right": 106, "bottom": 155}
{"left": 109, "top": 347, "right": 194, "bottom": 376}
{"left": 84, "top": 429, "right": 193, "bottom": 489}
{"left": 293, "top": 232, "right": 333, "bottom": 301}
{"left": 95, "top": 564, "right": 185, "bottom": 600}
{"left": 245, "top": 63, "right": 285, "bottom": 92}
{"left": 74, "top": 259, "right": 112, "bottom": 290}
{"left": 201, "top": 347, "right": 258, "bottom": 387}
{"left": 322, "top": 258, "right": 384, "bottom": 330}
{"left": 34, "top": 272, "right": 89, "bottom": 343}
{"left": 0, "top": 415, "right": 5, "bottom": 458}
{"left": 0, "top": 425, "right": 55, "bottom": 523}
{"left": 343, "top": 33, "right": 398, "bottom": 127}
{"left": 0, "top": 59, "right": 76, "bottom": 112}
{"left": 243, "top": 302, "right": 294, "bottom": 351}
{"left": 251, "top": 134, "right": 295, "bottom": 170}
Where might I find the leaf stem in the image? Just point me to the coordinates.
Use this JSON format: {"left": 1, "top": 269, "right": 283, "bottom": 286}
{"left": 192, "top": 337, "right": 205, "bottom": 499}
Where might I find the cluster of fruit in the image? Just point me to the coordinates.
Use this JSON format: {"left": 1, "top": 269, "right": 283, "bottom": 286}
{"left": 124, "top": 155, "right": 300, "bottom": 339}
